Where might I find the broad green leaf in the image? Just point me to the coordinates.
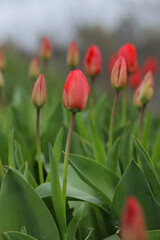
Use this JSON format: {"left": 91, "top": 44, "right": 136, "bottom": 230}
{"left": 8, "top": 128, "right": 15, "bottom": 168}
{"left": 46, "top": 127, "right": 64, "bottom": 182}
{"left": 94, "top": 95, "right": 107, "bottom": 128}
{"left": 53, "top": 127, "right": 64, "bottom": 167}
{"left": 103, "top": 235, "right": 120, "bottom": 240}
{"left": 67, "top": 204, "right": 84, "bottom": 240}
{"left": 49, "top": 144, "right": 67, "bottom": 239}
{"left": 14, "top": 140, "right": 24, "bottom": 168}
{"left": 119, "top": 123, "right": 134, "bottom": 171}
{"left": 134, "top": 137, "right": 160, "bottom": 203}
{"left": 107, "top": 137, "right": 121, "bottom": 176}
{"left": 18, "top": 163, "right": 37, "bottom": 189}
{"left": 112, "top": 160, "right": 160, "bottom": 229}
{"left": 1, "top": 231, "right": 37, "bottom": 240}
{"left": 76, "top": 114, "right": 89, "bottom": 140}
{"left": 37, "top": 164, "right": 107, "bottom": 213}
{"left": 0, "top": 131, "right": 8, "bottom": 164}
{"left": 152, "top": 128, "right": 160, "bottom": 165}
{"left": 69, "top": 153, "right": 119, "bottom": 206}
{"left": 148, "top": 230, "right": 160, "bottom": 239}
{"left": 89, "top": 117, "right": 107, "bottom": 165}
{"left": 142, "top": 110, "right": 151, "bottom": 150}
{"left": 0, "top": 168, "right": 60, "bottom": 240}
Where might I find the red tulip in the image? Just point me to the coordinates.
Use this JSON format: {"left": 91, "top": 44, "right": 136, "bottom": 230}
{"left": 62, "top": 69, "right": 89, "bottom": 113}
{"left": 107, "top": 54, "right": 118, "bottom": 75}
{"left": 40, "top": 37, "right": 52, "bottom": 60}
{"left": 143, "top": 57, "right": 158, "bottom": 75}
{"left": 133, "top": 84, "right": 143, "bottom": 109}
{"left": 32, "top": 74, "right": 46, "bottom": 109}
{"left": 129, "top": 68, "right": 142, "bottom": 88}
{"left": 29, "top": 57, "right": 40, "bottom": 78}
{"left": 0, "top": 51, "right": 6, "bottom": 70}
{"left": 118, "top": 43, "right": 137, "bottom": 74}
{"left": 121, "top": 197, "right": 147, "bottom": 240}
{"left": 66, "top": 41, "right": 79, "bottom": 69}
{"left": 111, "top": 56, "right": 127, "bottom": 92}
{"left": 83, "top": 45, "right": 102, "bottom": 77}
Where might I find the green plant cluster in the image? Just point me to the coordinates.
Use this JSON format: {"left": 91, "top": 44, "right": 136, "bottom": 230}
{"left": 0, "top": 49, "right": 160, "bottom": 240}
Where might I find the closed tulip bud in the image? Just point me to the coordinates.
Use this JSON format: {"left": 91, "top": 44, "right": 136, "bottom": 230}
{"left": 0, "top": 71, "right": 4, "bottom": 88}
{"left": 29, "top": 57, "right": 40, "bottom": 78}
{"left": 0, "top": 51, "right": 6, "bottom": 71}
{"left": 139, "top": 71, "right": 154, "bottom": 104}
{"left": 66, "top": 41, "right": 79, "bottom": 69}
{"left": 129, "top": 68, "right": 142, "bottom": 88}
{"left": 83, "top": 45, "right": 102, "bottom": 77}
{"left": 143, "top": 57, "right": 158, "bottom": 75}
{"left": 62, "top": 69, "right": 89, "bottom": 113}
{"left": 40, "top": 37, "right": 52, "bottom": 60}
{"left": 107, "top": 54, "right": 118, "bottom": 75}
{"left": 32, "top": 74, "right": 46, "bottom": 109}
{"left": 121, "top": 197, "right": 147, "bottom": 240}
{"left": 111, "top": 56, "right": 127, "bottom": 92}
{"left": 118, "top": 43, "right": 137, "bottom": 74}
{"left": 133, "top": 85, "right": 143, "bottom": 109}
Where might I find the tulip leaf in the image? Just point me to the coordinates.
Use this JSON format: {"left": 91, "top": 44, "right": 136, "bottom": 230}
{"left": 134, "top": 137, "right": 160, "bottom": 203}
{"left": 0, "top": 168, "right": 60, "bottom": 240}
{"left": 69, "top": 153, "right": 119, "bottom": 206}
{"left": 76, "top": 113, "right": 89, "bottom": 140}
{"left": 102, "top": 235, "right": 120, "bottom": 240}
{"left": 53, "top": 126, "right": 64, "bottom": 167}
{"left": 107, "top": 137, "right": 121, "bottom": 176}
{"left": 18, "top": 163, "right": 37, "bottom": 188}
{"left": 0, "top": 131, "right": 8, "bottom": 165}
{"left": 8, "top": 128, "right": 15, "bottom": 168}
{"left": 151, "top": 128, "right": 160, "bottom": 165}
{"left": 14, "top": 140, "right": 24, "bottom": 168}
{"left": 89, "top": 117, "right": 107, "bottom": 165}
{"left": 147, "top": 230, "right": 160, "bottom": 239}
{"left": 142, "top": 110, "right": 151, "bottom": 150}
{"left": 36, "top": 165, "right": 108, "bottom": 213}
{"left": 67, "top": 204, "right": 84, "bottom": 240}
{"left": 49, "top": 144, "right": 67, "bottom": 239}
{"left": 112, "top": 159, "right": 160, "bottom": 229}
{"left": 1, "top": 231, "right": 37, "bottom": 240}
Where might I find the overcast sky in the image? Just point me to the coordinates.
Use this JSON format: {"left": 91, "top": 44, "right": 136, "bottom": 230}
{"left": 0, "top": 0, "right": 160, "bottom": 52}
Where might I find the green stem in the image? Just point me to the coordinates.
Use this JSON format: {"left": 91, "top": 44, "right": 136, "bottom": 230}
{"left": 108, "top": 91, "right": 119, "bottom": 149}
{"left": 138, "top": 104, "right": 146, "bottom": 141}
{"left": 90, "top": 77, "right": 95, "bottom": 112}
{"left": 62, "top": 112, "right": 75, "bottom": 205}
{"left": 121, "top": 83, "right": 128, "bottom": 125}
{"left": 36, "top": 108, "right": 44, "bottom": 184}
{"left": 0, "top": 159, "right": 5, "bottom": 179}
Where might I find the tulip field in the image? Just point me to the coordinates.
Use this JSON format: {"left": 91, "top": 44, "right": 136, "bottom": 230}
{"left": 0, "top": 39, "right": 160, "bottom": 240}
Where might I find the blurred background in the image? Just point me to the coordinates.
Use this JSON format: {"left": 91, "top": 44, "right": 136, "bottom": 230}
{"left": 0, "top": 0, "right": 160, "bottom": 112}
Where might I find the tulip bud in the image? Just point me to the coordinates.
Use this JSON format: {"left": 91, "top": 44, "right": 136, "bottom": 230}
{"left": 0, "top": 71, "right": 4, "bottom": 88}
{"left": 62, "top": 69, "right": 89, "bottom": 113}
{"left": 143, "top": 57, "right": 158, "bottom": 75}
{"left": 133, "top": 85, "right": 143, "bottom": 109}
{"left": 118, "top": 43, "right": 137, "bottom": 74}
{"left": 107, "top": 54, "right": 118, "bottom": 75}
{"left": 139, "top": 71, "right": 154, "bottom": 104}
{"left": 83, "top": 45, "right": 102, "bottom": 77}
{"left": 111, "top": 56, "right": 127, "bottom": 92}
{"left": 0, "top": 51, "right": 6, "bottom": 71}
{"left": 121, "top": 197, "right": 147, "bottom": 240}
{"left": 29, "top": 57, "right": 40, "bottom": 79}
{"left": 66, "top": 41, "right": 79, "bottom": 69}
{"left": 40, "top": 37, "right": 52, "bottom": 60}
{"left": 129, "top": 68, "right": 142, "bottom": 88}
{"left": 32, "top": 74, "right": 46, "bottom": 109}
